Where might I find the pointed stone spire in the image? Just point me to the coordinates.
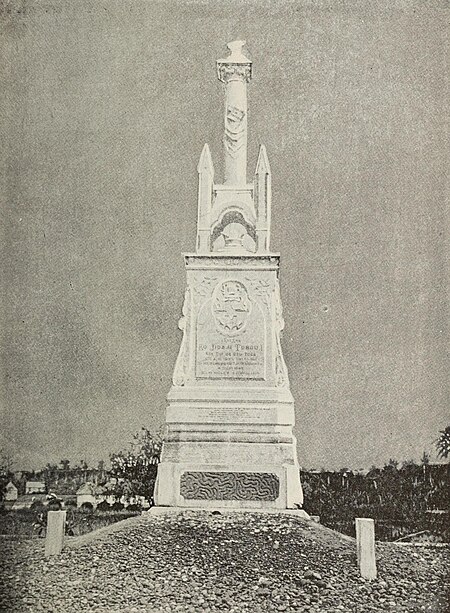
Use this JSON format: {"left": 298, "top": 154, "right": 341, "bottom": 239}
{"left": 255, "top": 143, "right": 271, "bottom": 176}
{"left": 196, "top": 144, "right": 214, "bottom": 253}
{"left": 254, "top": 145, "right": 272, "bottom": 253}
{"left": 197, "top": 142, "right": 214, "bottom": 175}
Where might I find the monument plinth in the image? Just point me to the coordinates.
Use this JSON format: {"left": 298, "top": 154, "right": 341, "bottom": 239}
{"left": 154, "top": 41, "right": 304, "bottom": 509}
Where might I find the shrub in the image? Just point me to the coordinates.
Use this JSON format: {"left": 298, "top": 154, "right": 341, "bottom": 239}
{"left": 97, "top": 500, "right": 111, "bottom": 512}
{"left": 80, "top": 501, "right": 94, "bottom": 512}
{"left": 111, "top": 501, "right": 124, "bottom": 512}
{"left": 47, "top": 497, "right": 63, "bottom": 511}
{"left": 64, "top": 499, "right": 77, "bottom": 509}
{"left": 30, "top": 500, "right": 45, "bottom": 511}
{"left": 126, "top": 503, "right": 142, "bottom": 513}
{"left": 109, "top": 428, "right": 162, "bottom": 503}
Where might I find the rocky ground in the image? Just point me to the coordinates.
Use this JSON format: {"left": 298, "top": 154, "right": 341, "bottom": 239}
{"left": 1, "top": 511, "right": 448, "bottom": 612}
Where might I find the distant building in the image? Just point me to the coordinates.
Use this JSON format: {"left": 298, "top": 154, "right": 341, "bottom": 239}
{"left": 5, "top": 481, "right": 18, "bottom": 501}
{"left": 76, "top": 482, "right": 105, "bottom": 508}
{"left": 25, "top": 481, "right": 46, "bottom": 494}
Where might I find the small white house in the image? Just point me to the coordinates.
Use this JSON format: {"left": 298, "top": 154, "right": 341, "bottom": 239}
{"left": 76, "top": 482, "right": 105, "bottom": 508}
{"left": 5, "top": 481, "right": 18, "bottom": 501}
{"left": 25, "top": 481, "right": 46, "bottom": 494}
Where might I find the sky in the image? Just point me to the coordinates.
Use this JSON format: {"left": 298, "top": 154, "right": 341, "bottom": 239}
{"left": 1, "top": 0, "right": 448, "bottom": 471}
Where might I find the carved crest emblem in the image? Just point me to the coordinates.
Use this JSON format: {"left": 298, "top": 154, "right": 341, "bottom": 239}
{"left": 212, "top": 280, "right": 251, "bottom": 335}
{"left": 226, "top": 105, "right": 245, "bottom": 126}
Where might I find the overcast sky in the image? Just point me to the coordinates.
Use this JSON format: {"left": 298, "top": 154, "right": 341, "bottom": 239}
{"left": 1, "top": 0, "right": 448, "bottom": 471}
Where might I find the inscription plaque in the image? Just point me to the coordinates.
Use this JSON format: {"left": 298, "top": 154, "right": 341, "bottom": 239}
{"left": 196, "top": 279, "right": 266, "bottom": 380}
{"left": 180, "top": 471, "right": 280, "bottom": 501}
{"left": 201, "top": 406, "right": 272, "bottom": 422}
{"left": 196, "top": 337, "right": 265, "bottom": 379}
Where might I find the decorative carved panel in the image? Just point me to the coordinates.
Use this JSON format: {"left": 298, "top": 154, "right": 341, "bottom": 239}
{"left": 180, "top": 471, "right": 279, "bottom": 501}
{"left": 192, "top": 276, "right": 218, "bottom": 299}
{"left": 212, "top": 280, "right": 251, "bottom": 336}
{"left": 172, "top": 287, "right": 191, "bottom": 386}
{"left": 273, "top": 280, "right": 289, "bottom": 387}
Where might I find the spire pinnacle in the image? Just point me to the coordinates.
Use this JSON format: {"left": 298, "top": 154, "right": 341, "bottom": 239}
{"left": 197, "top": 143, "right": 214, "bottom": 176}
{"left": 255, "top": 144, "right": 271, "bottom": 176}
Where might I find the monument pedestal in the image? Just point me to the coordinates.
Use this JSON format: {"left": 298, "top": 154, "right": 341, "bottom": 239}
{"left": 155, "top": 255, "right": 304, "bottom": 509}
{"left": 156, "top": 385, "right": 303, "bottom": 509}
{"left": 154, "top": 42, "right": 304, "bottom": 511}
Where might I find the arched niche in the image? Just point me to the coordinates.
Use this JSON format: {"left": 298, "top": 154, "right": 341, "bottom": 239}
{"left": 210, "top": 210, "right": 257, "bottom": 253}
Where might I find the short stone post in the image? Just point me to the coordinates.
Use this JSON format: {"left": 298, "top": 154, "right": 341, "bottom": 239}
{"left": 355, "top": 518, "right": 377, "bottom": 579}
{"left": 45, "top": 510, "right": 66, "bottom": 558}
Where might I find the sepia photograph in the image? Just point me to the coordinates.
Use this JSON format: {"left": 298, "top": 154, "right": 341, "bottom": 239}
{"left": 1, "top": 0, "right": 449, "bottom": 611}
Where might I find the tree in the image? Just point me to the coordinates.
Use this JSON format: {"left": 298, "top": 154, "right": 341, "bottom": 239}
{"left": 109, "top": 428, "right": 162, "bottom": 503}
{"left": 0, "top": 450, "right": 14, "bottom": 476}
{"left": 44, "top": 463, "right": 58, "bottom": 479}
{"left": 60, "top": 459, "right": 70, "bottom": 471}
{"left": 436, "top": 426, "right": 450, "bottom": 460}
{"left": 420, "top": 451, "right": 430, "bottom": 466}
{"left": 385, "top": 458, "right": 399, "bottom": 470}
{"left": 0, "top": 450, "right": 14, "bottom": 503}
{"left": 402, "top": 459, "right": 417, "bottom": 468}
{"left": 97, "top": 460, "right": 105, "bottom": 473}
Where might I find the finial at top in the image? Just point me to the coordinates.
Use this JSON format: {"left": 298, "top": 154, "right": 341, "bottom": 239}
{"left": 217, "top": 40, "right": 252, "bottom": 83}
{"left": 225, "top": 40, "right": 251, "bottom": 63}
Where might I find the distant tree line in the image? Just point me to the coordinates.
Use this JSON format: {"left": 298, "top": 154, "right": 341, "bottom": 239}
{"left": 302, "top": 457, "right": 449, "bottom": 540}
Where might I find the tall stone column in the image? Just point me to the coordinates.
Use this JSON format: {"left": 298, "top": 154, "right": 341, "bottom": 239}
{"left": 217, "top": 41, "right": 252, "bottom": 185}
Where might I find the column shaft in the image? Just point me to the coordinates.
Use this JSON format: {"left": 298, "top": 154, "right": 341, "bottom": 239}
{"left": 224, "top": 77, "right": 247, "bottom": 185}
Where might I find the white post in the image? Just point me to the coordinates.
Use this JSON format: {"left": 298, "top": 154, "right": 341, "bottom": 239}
{"left": 355, "top": 518, "right": 377, "bottom": 579}
{"left": 45, "top": 510, "right": 66, "bottom": 558}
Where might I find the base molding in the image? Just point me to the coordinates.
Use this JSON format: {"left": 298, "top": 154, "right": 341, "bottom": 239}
{"left": 148, "top": 506, "right": 310, "bottom": 520}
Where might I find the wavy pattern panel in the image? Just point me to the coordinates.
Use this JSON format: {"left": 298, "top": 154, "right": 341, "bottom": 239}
{"left": 180, "top": 471, "right": 279, "bottom": 501}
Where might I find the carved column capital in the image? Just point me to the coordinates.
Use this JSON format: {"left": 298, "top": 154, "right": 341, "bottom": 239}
{"left": 217, "top": 63, "right": 252, "bottom": 84}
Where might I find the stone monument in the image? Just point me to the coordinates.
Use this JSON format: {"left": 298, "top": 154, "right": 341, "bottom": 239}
{"left": 154, "top": 41, "right": 304, "bottom": 510}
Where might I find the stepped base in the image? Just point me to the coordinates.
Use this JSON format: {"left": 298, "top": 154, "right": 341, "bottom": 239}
{"left": 154, "top": 386, "right": 304, "bottom": 510}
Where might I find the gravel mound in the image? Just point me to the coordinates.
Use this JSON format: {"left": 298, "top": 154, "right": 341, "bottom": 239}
{"left": 1, "top": 511, "right": 448, "bottom": 612}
